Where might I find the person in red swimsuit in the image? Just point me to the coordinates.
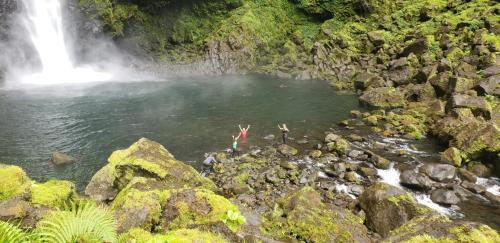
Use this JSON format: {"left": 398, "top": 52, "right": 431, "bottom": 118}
{"left": 239, "top": 124, "right": 251, "bottom": 140}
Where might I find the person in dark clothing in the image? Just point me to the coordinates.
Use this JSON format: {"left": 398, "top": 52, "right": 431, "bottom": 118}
{"left": 278, "top": 123, "right": 289, "bottom": 144}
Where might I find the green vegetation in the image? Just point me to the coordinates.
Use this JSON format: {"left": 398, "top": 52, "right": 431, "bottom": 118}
{"left": 30, "top": 179, "right": 75, "bottom": 208}
{"left": 0, "top": 164, "right": 31, "bottom": 201}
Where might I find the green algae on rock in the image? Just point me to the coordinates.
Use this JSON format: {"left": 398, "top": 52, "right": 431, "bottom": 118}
{"left": 0, "top": 164, "right": 31, "bottom": 201}
{"left": 85, "top": 138, "right": 217, "bottom": 202}
{"left": 30, "top": 179, "right": 75, "bottom": 208}
{"left": 262, "top": 186, "right": 370, "bottom": 242}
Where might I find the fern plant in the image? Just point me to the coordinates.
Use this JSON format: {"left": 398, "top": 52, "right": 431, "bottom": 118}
{"left": 0, "top": 221, "right": 32, "bottom": 243}
{"left": 35, "top": 201, "right": 117, "bottom": 243}
{"left": 220, "top": 208, "right": 246, "bottom": 232}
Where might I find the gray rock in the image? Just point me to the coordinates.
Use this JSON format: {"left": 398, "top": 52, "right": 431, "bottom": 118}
{"left": 457, "top": 168, "right": 477, "bottom": 183}
{"left": 450, "top": 94, "right": 492, "bottom": 119}
{"left": 277, "top": 144, "right": 298, "bottom": 156}
{"left": 430, "top": 188, "right": 461, "bottom": 205}
{"left": 398, "top": 38, "right": 428, "bottom": 58}
{"left": 461, "top": 181, "right": 485, "bottom": 194}
{"left": 476, "top": 75, "right": 500, "bottom": 96}
{"left": 371, "top": 155, "right": 391, "bottom": 169}
{"left": 325, "top": 133, "right": 342, "bottom": 143}
{"left": 400, "top": 170, "right": 434, "bottom": 190}
{"left": 484, "top": 65, "right": 500, "bottom": 77}
{"left": 348, "top": 150, "right": 365, "bottom": 159}
{"left": 420, "top": 163, "right": 456, "bottom": 182}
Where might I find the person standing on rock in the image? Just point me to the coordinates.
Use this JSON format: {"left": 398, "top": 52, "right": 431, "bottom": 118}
{"left": 232, "top": 132, "right": 241, "bottom": 157}
{"left": 239, "top": 124, "right": 251, "bottom": 140}
{"left": 278, "top": 124, "right": 290, "bottom": 144}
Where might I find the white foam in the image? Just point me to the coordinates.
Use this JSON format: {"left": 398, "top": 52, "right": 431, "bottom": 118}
{"left": 415, "top": 194, "right": 452, "bottom": 215}
{"left": 377, "top": 164, "right": 401, "bottom": 188}
{"left": 477, "top": 177, "right": 500, "bottom": 196}
{"left": 335, "top": 183, "right": 356, "bottom": 199}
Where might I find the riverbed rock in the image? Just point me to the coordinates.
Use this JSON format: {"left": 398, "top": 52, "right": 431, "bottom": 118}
{"left": 440, "top": 147, "right": 462, "bottom": 167}
{"left": 50, "top": 152, "right": 76, "bottom": 165}
{"left": 359, "top": 182, "right": 431, "bottom": 237}
{"left": 308, "top": 150, "right": 322, "bottom": 158}
{"left": 0, "top": 164, "right": 31, "bottom": 201}
{"left": 85, "top": 138, "right": 217, "bottom": 202}
{"left": 430, "top": 188, "right": 460, "bottom": 205}
{"left": 399, "top": 170, "right": 433, "bottom": 190}
{"left": 419, "top": 163, "right": 456, "bottom": 182}
{"left": 457, "top": 168, "right": 477, "bottom": 183}
{"left": 371, "top": 154, "right": 390, "bottom": 169}
{"left": 383, "top": 214, "right": 500, "bottom": 242}
{"left": 359, "top": 87, "right": 405, "bottom": 108}
{"left": 277, "top": 144, "right": 298, "bottom": 156}
{"left": 262, "top": 187, "right": 370, "bottom": 242}
{"left": 0, "top": 197, "right": 31, "bottom": 221}
{"left": 461, "top": 181, "right": 486, "bottom": 194}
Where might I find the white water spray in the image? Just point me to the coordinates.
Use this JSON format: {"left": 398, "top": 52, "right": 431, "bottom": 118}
{"left": 20, "top": 0, "right": 111, "bottom": 84}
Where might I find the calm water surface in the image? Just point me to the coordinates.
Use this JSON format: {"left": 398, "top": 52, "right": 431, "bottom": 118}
{"left": 0, "top": 75, "right": 361, "bottom": 190}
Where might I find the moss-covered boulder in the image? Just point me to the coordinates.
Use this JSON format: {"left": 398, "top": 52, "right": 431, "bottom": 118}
{"left": 0, "top": 164, "right": 31, "bottom": 201}
{"left": 359, "top": 182, "right": 432, "bottom": 237}
{"left": 383, "top": 214, "right": 500, "bottom": 242}
{"left": 119, "top": 228, "right": 229, "bottom": 243}
{"left": 111, "top": 184, "right": 163, "bottom": 233}
{"left": 262, "top": 186, "right": 370, "bottom": 242}
{"left": 30, "top": 179, "right": 75, "bottom": 208}
{"left": 441, "top": 147, "right": 462, "bottom": 167}
{"left": 85, "top": 138, "right": 217, "bottom": 202}
{"left": 360, "top": 87, "right": 406, "bottom": 108}
{"left": 160, "top": 189, "right": 245, "bottom": 233}
{"left": 0, "top": 197, "right": 31, "bottom": 221}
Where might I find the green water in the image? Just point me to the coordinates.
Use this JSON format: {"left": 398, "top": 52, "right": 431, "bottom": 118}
{"left": 0, "top": 75, "right": 361, "bottom": 190}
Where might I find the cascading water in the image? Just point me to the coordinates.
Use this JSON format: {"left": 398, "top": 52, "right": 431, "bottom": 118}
{"left": 19, "top": 0, "right": 111, "bottom": 84}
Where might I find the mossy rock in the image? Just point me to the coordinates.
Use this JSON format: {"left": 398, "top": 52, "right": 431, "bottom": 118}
{"left": 383, "top": 214, "right": 500, "bottom": 242}
{"left": 165, "top": 229, "right": 229, "bottom": 243}
{"left": 161, "top": 189, "right": 245, "bottom": 233}
{"left": 0, "top": 164, "right": 31, "bottom": 201}
{"left": 262, "top": 186, "right": 370, "bottom": 242}
{"left": 85, "top": 138, "right": 217, "bottom": 202}
{"left": 30, "top": 179, "right": 75, "bottom": 208}
{"left": 359, "top": 182, "right": 433, "bottom": 237}
{"left": 359, "top": 87, "right": 406, "bottom": 108}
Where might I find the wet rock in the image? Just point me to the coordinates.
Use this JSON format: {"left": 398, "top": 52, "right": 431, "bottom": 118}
{"left": 399, "top": 170, "right": 433, "bottom": 190}
{"left": 358, "top": 166, "right": 377, "bottom": 177}
{"left": 348, "top": 149, "right": 364, "bottom": 159}
{"left": 277, "top": 144, "right": 298, "bottom": 156}
{"left": 457, "top": 168, "right": 477, "bottom": 183}
{"left": 262, "top": 187, "right": 370, "bottom": 242}
{"left": 461, "top": 181, "right": 485, "bottom": 194}
{"left": 85, "top": 138, "right": 217, "bottom": 202}
{"left": 484, "top": 191, "right": 500, "bottom": 204}
{"left": 50, "top": 152, "right": 76, "bottom": 165}
{"left": 324, "top": 133, "right": 341, "bottom": 143}
{"left": 364, "top": 115, "right": 378, "bottom": 126}
{"left": 440, "top": 147, "right": 462, "bottom": 167}
{"left": 308, "top": 150, "right": 322, "bottom": 158}
{"left": 419, "top": 163, "right": 456, "bottom": 182}
{"left": 467, "top": 162, "right": 492, "bottom": 177}
{"left": 279, "top": 161, "right": 298, "bottom": 170}
{"left": 333, "top": 162, "right": 347, "bottom": 173}
{"left": 326, "top": 139, "right": 349, "bottom": 156}
{"left": 371, "top": 155, "right": 390, "bottom": 169}
{"left": 359, "top": 87, "right": 405, "bottom": 108}
{"left": 359, "top": 182, "right": 431, "bottom": 237}
{"left": 345, "top": 171, "right": 360, "bottom": 183}
{"left": 450, "top": 94, "right": 491, "bottom": 119}
{"left": 430, "top": 188, "right": 460, "bottom": 205}
{"left": 384, "top": 214, "right": 500, "bottom": 242}
{"left": 350, "top": 185, "right": 364, "bottom": 196}
{"left": 348, "top": 134, "right": 364, "bottom": 142}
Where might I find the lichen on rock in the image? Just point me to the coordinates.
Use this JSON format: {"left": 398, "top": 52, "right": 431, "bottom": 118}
{"left": 0, "top": 163, "right": 31, "bottom": 201}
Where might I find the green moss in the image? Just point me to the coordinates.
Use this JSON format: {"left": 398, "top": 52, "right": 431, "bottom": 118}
{"left": 450, "top": 225, "right": 500, "bottom": 242}
{"left": 388, "top": 193, "right": 416, "bottom": 206}
{"left": 0, "top": 164, "right": 31, "bottom": 201}
{"left": 165, "top": 229, "right": 228, "bottom": 243}
{"left": 234, "top": 172, "right": 250, "bottom": 184}
{"left": 30, "top": 179, "right": 75, "bottom": 208}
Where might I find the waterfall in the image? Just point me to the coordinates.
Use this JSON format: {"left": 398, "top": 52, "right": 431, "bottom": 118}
{"left": 19, "top": 0, "right": 111, "bottom": 84}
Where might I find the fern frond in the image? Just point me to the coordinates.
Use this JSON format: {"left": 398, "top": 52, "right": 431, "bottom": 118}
{"left": 0, "top": 221, "right": 31, "bottom": 243}
{"left": 35, "top": 201, "right": 117, "bottom": 243}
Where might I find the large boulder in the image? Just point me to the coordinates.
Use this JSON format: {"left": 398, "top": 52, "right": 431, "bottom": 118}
{"left": 262, "top": 187, "right": 370, "bottom": 242}
{"left": 383, "top": 215, "right": 500, "bottom": 242}
{"left": 359, "top": 182, "right": 432, "bottom": 237}
{"left": 419, "top": 163, "right": 456, "bottom": 182}
{"left": 85, "top": 138, "right": 217, "bottom": 202}
{"left": 359, "top": 87, "right": 405, "bottom": 108}
{"left": 399, "top": 170, "right": 434, "bottom": 190}
{"left": 430, "top": 189, "right": 461, "bottom": 205}
{"left": 277, "top": 144, "right": 298, "bottom": 156}
{"left": 450, "top": 94, "right": 492, "bottom": 119}
{"left": 0, "top": 164, "right": 31, "bottom": 201}
{"left": 476, "top": 75, "right": 500, "bottom": 96}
